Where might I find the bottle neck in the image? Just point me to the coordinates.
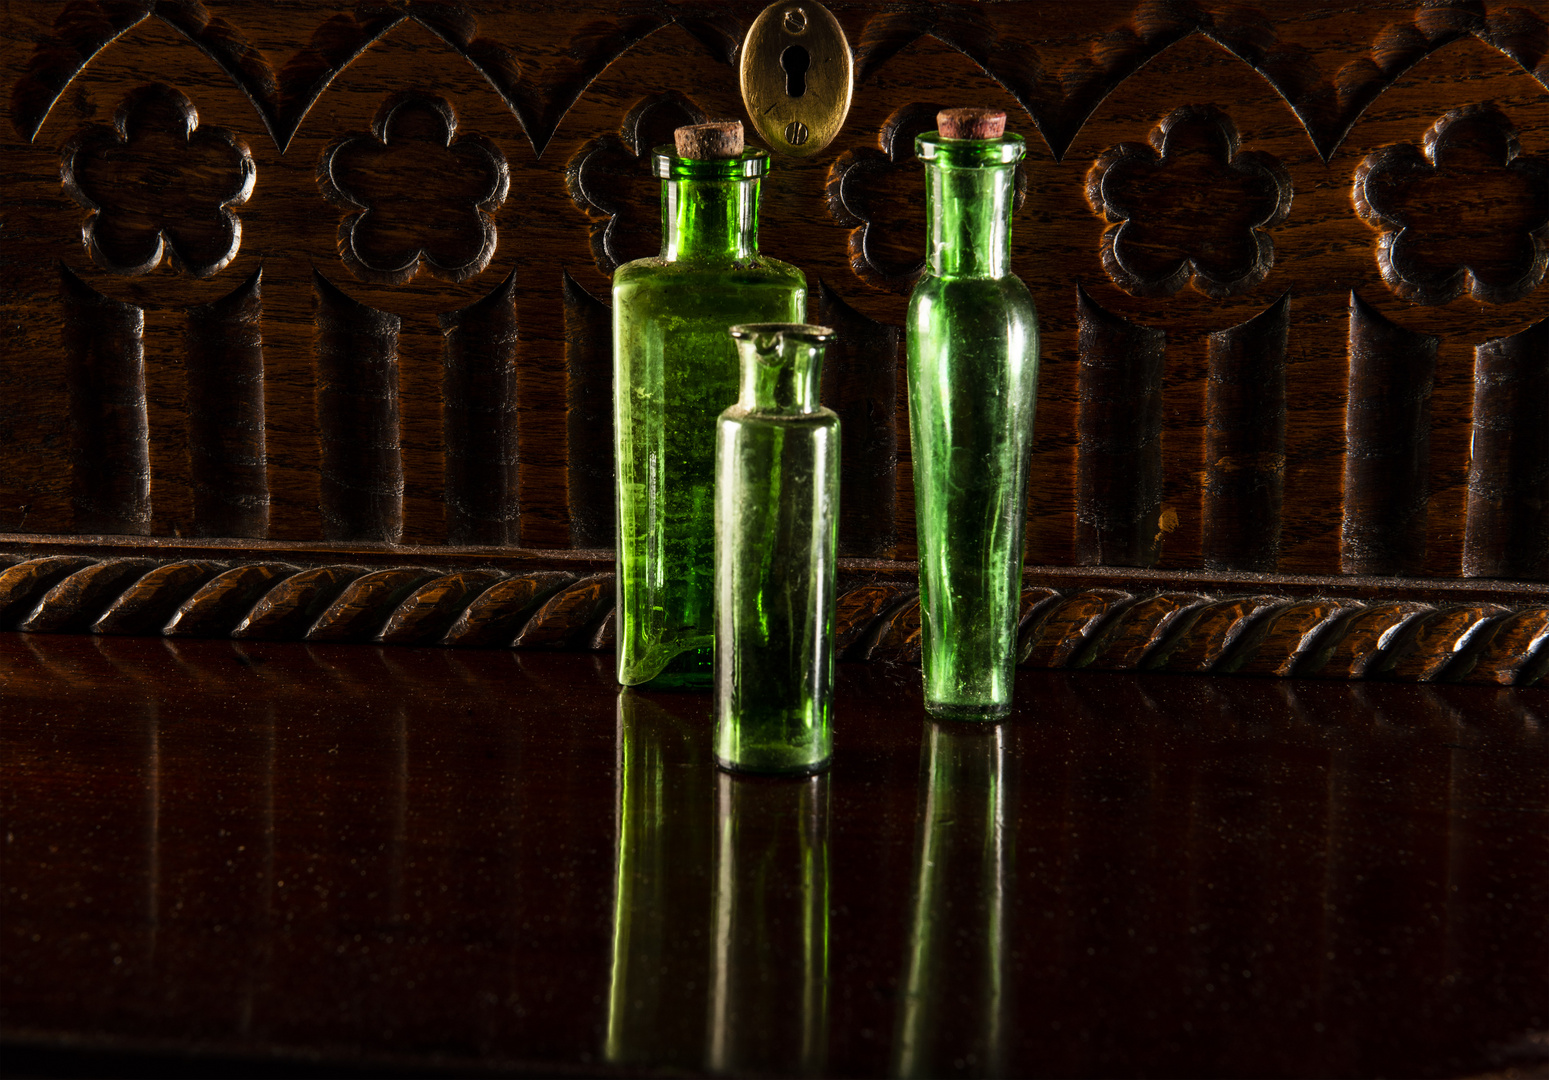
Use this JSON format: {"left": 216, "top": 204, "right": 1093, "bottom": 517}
{"left": 917, "top": 133, "right": 1025, "bottom": 280}
{"left": 732, "top": 324, "right": 832, "bottom": 416}
{"left": 662, "top": 177, "right": 760, "bottom": 261}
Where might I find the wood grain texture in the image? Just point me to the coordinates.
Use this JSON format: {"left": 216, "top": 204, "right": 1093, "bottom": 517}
{"left": 817, "top": 280, "right": 899, "bottom": 558}
{"left": 1342, "top": 291, "right": 1438, "bottom": 575}
{"left": 562, "top": 269, "right": 614, "bottom": 548}
{"left": 1203, "top": 293, "right": 1288, "bottom": 571}
{"left": 1086, "top": 104, "right": 1292, "bottom": 298}
{"left": 59, "top": 265, "right": 149, "bottom": 535}
{"left": 320, "top": 91, "right": 509, "bottom": 285}
{"left": 185, "top": 266, "right": 268, "bottom": 537}
{"left": 312, "top": 269, "right": 403, "bottom": 542}
{"left": 1464, "top": 317, "right": 1549, "bottom": 579}
{"left": 3, "top": 0, "right": 1547, "bottom": 621}
{"left": 1075, "top": 285, "right": 1164, "bottom": 567}
{"left": 441, "top": 268, "right": 521, "bottom": 545}
{"left": 1354, "top": 103, "right": 1548, "bottom": 305}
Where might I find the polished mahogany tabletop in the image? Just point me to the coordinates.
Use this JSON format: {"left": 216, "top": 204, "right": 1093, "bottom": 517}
{"left": 2, "top": 632, "right": 1546, "bottom": 1078}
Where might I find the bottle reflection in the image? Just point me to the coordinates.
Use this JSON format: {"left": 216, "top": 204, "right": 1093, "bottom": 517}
{"left": 605, "top": 690, "right": 715, "bottom": 1069}
{"left": 895, "top": 722, "right": 1010, "bottom": 1078}
{"left": 708, "top": 770, "right": 830, "bottom": 1076}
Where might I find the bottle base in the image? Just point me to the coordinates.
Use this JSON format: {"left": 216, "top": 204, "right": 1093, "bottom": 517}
{"left": 619, "top": 644, "right": 714, "bottom": 689}
{"left": 716, "top": 754, "right": 832, "bottom": 778}
{"left": 638, "top": 670, "right": 714, "bottom": 690}
{"left": 925, "top": 699, "right": 1012, "bottom": 721}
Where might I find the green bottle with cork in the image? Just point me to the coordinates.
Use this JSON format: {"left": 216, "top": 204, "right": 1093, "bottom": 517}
{"left": 907, "top": 107, "right": 1040, "bottom": 719}
{"left": 613, "top": 121, "right": 806, "bottom": 687}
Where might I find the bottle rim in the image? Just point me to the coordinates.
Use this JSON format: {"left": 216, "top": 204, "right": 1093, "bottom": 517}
{"left": 916, "top": 131, "right": 1025, "bottom": 166}
{"left": 729, "top": 322, "right": 836, "bottom": 345}
{"left": 652, "top": 146, "right": 770, "bottom": 180}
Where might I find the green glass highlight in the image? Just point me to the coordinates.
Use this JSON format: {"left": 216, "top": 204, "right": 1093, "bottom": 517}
{"left": 895, "top": 722, "right": 1010, "bottom": 1078}
{"left": 613, "top": 149, "right": 806, "bottom": 687}
{"left": 714, "top": 324, "right": 839, "bottom": 775}
{"left": 907, "top": 131, "right": 1040, "bottom": 719}
{"left": 708, "top": 771, "right": 830, "bottom": 1076}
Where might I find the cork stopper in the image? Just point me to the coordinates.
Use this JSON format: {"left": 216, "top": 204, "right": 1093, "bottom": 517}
{"left": 936, "top": 108, "right": 1007, "bottom": 141}
{"left": 675, "top": 121, "right": 745, "bottom": 160}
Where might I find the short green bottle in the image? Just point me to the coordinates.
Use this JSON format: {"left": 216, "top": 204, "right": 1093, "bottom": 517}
{"left": 613, "top": 122, "right": 806, "bottom": 687}
{"left": 714, "top": 324, "right": 838, "bottom": 775}
{"left": 907, "top": 108, "right": 1040, "bottom": 720}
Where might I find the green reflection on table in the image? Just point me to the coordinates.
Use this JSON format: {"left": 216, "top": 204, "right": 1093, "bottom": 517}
{"left": 606, "top": 690, "right": 714, "bottom": 1068}
{"left": 896, "top": 721, "right": 1010, "bottom": 1078}
{"left": 708, "top": 771, "right": 830, "bottom": 1076}
{"left": 607, "top": 691, "right": 830, "bottom": 1075}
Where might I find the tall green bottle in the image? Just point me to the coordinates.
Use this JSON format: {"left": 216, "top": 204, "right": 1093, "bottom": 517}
{"left": 907, "top": 108, "right": 1040, "bottom": 720}
{"left": 614, "top": 121, "right": 805, "bottom": 687}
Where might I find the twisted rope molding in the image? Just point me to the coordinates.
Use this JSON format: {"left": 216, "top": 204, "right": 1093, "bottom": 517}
{"left": 0, "top": 554, "right": 1543, "bottom": 686}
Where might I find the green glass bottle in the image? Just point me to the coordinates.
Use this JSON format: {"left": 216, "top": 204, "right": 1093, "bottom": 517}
{"left": 714, "top": 324, "right": 838, "bottom": 775}
{"left": 614, "top": 122, "right": 806, "bottom": 688}
{"left": 907, "top": 108, "right": 1040, "bottom": 720}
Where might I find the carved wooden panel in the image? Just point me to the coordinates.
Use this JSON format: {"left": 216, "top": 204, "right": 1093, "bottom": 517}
{"left": 1, "top": 542, "right": 1543, "bottom": 684}
{"left": 1, "top": 1, "right": 1545, "bottom": 677}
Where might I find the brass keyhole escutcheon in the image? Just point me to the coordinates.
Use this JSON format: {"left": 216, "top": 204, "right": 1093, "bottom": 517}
{"left": 740, "top": 1, "right": 852, "bottom": 158}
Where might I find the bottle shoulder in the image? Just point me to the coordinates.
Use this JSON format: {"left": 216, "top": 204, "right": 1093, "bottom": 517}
{"left": 614, "top": 254, "right": 806, "bottom": 288}
{"left": 908, "top": 274, "right": 1038, "bottom": 315}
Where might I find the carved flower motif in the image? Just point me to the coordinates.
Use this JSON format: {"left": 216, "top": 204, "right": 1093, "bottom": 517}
{"left": 319, "top": 93, "right": 509, "bottom": 285}
{"left": 566, "top": 92, "right": 710, "bottom": 274}
{"left": 826, "top": 102, "right": 1025, "bottom": 294}
{"left": 1355, "top": 104, "right": 1548, "bottom": 305}
{"left": 1086, "top": 105, "right": 1291, "bottom": 298}
{"left": 61, "top": 83, "right": 255, "bottom": 278}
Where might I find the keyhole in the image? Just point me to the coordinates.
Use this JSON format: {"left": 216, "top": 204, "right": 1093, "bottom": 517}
{"left": 781, "top": 45, "right": 810, "bottom": 98}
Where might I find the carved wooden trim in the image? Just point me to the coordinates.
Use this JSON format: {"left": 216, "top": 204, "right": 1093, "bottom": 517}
{"left": 318, "top": 91, "right": 510, "bottom": 285}
{"left": 1353, "top": 104, "right": 1549, "bottom": 305}
{"left": 1203, "top": 294, "right": 1289, "bottom": 571}
{"left": 1342, "top": 292, "right": 1438, "bottom": 576}
{"left": 59, "top": 82, "right": 255, "bottom": 279}
{"left": 1, "top": 542, "right": 1542, "bottom": 686}
{"left": 6, "top": 2, "right": 1549, "bottom": 604}
{"left": 312, "top": 270, "right": 403, "bottom": 543}
{"left": 1086, "top": 105, "right": 1292, "bottom": 299}
{"left": 1465, "top": 317, "right": 1549, "bottom": 579}
{"left": 1075, "top": 285, "right": 1164, "bottom": 567}
{"left": 826, "top": 101, "right": 1027, "bottom": 294}
{"left": 566, "top": 91, "right": 711, "bottom": 275}
{"left": 59, "top": 265, "right": 149, "bottom": 536}
{"left": 852, "top": 3, "right": 1549, "bottom": 163}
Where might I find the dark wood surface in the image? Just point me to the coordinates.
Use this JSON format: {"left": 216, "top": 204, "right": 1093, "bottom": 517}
{"left": 3, "top": 635, "right": 1547, "bottom": 1078}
